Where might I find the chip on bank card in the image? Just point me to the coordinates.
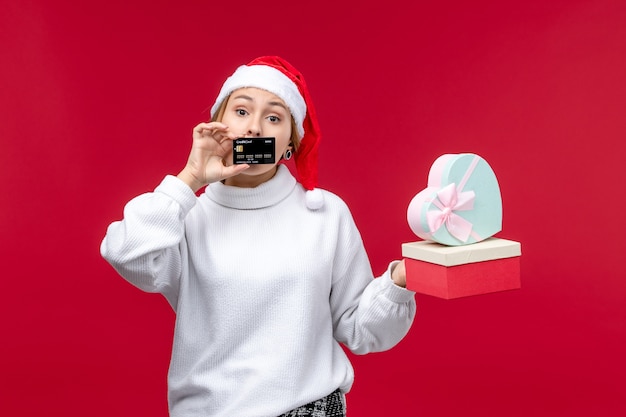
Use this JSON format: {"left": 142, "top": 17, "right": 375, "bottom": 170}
{"left": 233, "top": 137, "right": 275, "bottom": 164}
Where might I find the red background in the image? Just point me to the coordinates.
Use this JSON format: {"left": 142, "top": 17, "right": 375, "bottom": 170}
{"left": 2, "top": 0, "right": 625, "bottom": 415}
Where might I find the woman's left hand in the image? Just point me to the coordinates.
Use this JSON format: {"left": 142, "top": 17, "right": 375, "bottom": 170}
{"left": 391, "top": 259, "right": 407, "bottom": 288}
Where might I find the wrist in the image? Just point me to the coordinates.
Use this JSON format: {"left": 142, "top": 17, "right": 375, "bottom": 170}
{"left": 176, "top": 169, "right": 204, "bottom": 193}
{"left": 391, "top": 260, "right": 407, "bottom": 288}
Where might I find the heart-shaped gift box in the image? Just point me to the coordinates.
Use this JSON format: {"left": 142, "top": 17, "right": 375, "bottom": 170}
{"left": 407, "top": 153, "right": 502, "bottom": 246}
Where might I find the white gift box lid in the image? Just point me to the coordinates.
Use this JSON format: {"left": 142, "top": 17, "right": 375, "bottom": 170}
{"left": 402, "top": 237, "right": 521, "bottom": 267}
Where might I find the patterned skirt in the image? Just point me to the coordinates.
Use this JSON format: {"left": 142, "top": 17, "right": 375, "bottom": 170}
{"left": 278, "top": 389, "right": 346, "bottom": 417}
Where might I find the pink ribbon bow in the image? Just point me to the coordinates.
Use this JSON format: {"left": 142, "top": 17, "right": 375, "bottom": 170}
{"left": 426, "top": 183, "right": 475, "bottom": 242}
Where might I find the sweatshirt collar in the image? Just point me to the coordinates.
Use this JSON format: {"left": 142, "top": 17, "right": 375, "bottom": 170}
{"left": 205, "top": 165, "right": 297, "bottom": 209}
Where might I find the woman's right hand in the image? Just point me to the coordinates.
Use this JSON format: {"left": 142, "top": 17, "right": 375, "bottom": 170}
{"left": 176, "top": 122, "right": 249, "bottom": 192}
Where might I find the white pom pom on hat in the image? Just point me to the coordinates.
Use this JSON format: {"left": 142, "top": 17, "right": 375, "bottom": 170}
{"left": 210, "top": 56, "right": 324, "bottom": 210}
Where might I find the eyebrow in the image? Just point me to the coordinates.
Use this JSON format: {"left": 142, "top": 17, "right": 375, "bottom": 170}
{"left": 231, "top": 94, "right": 289, "bottom": 111}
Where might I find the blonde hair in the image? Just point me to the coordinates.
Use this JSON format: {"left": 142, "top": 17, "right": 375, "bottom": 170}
{"left": 210, "top": 95, "right": 301, "bottom": 151}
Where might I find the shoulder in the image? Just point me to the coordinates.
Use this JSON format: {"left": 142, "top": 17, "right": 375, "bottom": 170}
{"left": 318, "top": 188, "right": 350, "bottom": 212}
{"left": 292, "top": 183, "right": 350, "bottom": 212}
{"left": 301, "top": 187, "right": 356, "bottom": 226}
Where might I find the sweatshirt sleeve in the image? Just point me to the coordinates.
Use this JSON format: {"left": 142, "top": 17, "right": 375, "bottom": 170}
{"left": 100, "top": 175, "right": 198, "bottom": 302}
{"left": 330, "top": 207, "right": 417, "bottom": 355}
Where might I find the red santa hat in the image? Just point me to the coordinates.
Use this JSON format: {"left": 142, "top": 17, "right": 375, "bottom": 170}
{"left": 210, "top": 56, "right": 324, "bottom": 210}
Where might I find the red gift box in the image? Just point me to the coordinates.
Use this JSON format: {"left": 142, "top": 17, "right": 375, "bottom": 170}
{"left": 402, "top": 238, "right": 521, "bottom": 299}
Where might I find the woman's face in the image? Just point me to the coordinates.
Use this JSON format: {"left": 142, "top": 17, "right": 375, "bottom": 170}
{"left": 221, "top": 87, "right": 293, "bottom": 187}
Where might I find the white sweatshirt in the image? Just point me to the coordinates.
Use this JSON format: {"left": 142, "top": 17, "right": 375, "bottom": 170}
{"left": 101, "top": 165, "right": 416, "bottom": 417}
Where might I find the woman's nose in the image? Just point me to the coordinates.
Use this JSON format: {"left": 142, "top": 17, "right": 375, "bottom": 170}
{"left": 245, "top": 119, "right": 262, "bottom": 137}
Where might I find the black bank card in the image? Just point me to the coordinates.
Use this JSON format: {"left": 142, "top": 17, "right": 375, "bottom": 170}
{"left": 233, "top": 137, "right": 275, "bottom": 164}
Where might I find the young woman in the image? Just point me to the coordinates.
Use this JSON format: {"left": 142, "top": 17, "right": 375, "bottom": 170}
{"left": 101, "top": 56, "right": 416, "bottom": 417}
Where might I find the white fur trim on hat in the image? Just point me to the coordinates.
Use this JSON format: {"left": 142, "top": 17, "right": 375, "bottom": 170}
{"left": 210, "top": 65, "right": 306, "bottom": 138}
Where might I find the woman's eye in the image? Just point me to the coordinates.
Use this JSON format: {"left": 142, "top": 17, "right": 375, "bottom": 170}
{"left": 236, "top": 109, "right": 247, "bottom": 116}
{"left": 268, "top": 115, "right": 280, "bottom": 123}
